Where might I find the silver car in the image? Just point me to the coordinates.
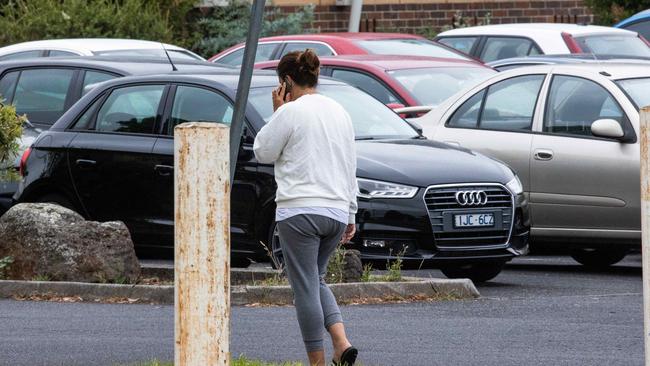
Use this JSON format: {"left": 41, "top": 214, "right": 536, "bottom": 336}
{"left": 417, "top": 63, "right": 650, "bottom": 267}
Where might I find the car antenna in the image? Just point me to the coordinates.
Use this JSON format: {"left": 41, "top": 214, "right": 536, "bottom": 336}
{"left": 161, "top": 43, "right": 178, "bottom": 72}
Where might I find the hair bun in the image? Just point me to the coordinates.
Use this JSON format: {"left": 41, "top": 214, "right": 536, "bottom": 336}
{"left": 297, "top": 49, "right": 320, "bottom": 73}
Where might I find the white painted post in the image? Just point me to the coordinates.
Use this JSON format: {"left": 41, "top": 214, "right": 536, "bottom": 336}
{"left": 174, "top": 122, "right": 231, "bottom": 366}
{"left": 641, "top": 106, "right": 650, "bottom": 365}
{"left": 348, "top": 0, "right": 363, "bottom": 32}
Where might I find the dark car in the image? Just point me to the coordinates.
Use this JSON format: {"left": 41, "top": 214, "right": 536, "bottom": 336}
{"left": 15, "top": 73, "right": 529, "bottom": 282}
{"left": 0, "top": 56, "right": 233, "bottom": 213}
{"left": 487, "top": 53, "right": 650, "bottom": 72}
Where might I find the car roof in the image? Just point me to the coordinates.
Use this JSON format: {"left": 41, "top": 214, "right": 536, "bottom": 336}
{"left": 498, "top": 62, "right": 650, "bottom": 80}
{"left": 259, "top": 32, "right": 425, "bottom": 42}
{"left": 616, "top": 9, "right": 650, "bottom": 28}
{"left": 0, "top": 38, "right": 190, "bottom": 53}
{"left": 487, "top": 53, "right": 650, "bottom": 67}
{"left": 256, "top": 54, "right": 488, "bottom": 71}
{"left": 0, "top": 56, "right": 233, "bottom": 75}
{"left": 92, "top": 71, "right": 346, "bottom": 91}
{"left": 439, "top": 23, "right": 637, "bottom": 37}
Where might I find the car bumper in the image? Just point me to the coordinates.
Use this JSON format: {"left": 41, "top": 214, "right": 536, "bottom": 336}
{"left": 348, "top": 185, "right": 530, "bottom": 263}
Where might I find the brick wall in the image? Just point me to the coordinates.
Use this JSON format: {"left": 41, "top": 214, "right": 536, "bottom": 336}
{"left": 271, "top": 1, "right": 594, "bottom": 35}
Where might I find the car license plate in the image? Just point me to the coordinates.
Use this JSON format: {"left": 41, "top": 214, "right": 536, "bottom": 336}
{"left": 454, "top": 213, "right": 494, "bottom": 228}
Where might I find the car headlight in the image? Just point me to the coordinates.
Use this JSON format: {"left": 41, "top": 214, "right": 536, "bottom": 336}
{"left": 506, "top": 176, "right": 523, "bottom": 195}
{"left": 357, "top": 178, "right": 418, "bottom": 199}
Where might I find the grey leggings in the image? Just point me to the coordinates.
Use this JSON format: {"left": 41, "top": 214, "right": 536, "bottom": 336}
{"left": 277, "top": 214, "right": 347, "bottom": 352}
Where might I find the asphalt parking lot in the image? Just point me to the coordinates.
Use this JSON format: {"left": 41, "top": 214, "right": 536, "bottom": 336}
{"left": 0, "top": 254, "right": 643, "bottom": 366}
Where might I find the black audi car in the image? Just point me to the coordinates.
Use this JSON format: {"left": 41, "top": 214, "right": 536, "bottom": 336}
{"left": 15, "top": 73, "right": 529, "bottom": 282}
{"left": 0, "top": 56, "right": 233, "bottom": 213}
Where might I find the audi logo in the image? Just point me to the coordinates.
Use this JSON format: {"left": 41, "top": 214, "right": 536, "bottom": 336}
{"left": 455, "top": 190, "right": 488, "bottom": 206}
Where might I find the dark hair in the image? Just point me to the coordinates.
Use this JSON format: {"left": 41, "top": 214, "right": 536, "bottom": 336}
{"left": 277, "top": 49, "right": 320, "bottom": 88}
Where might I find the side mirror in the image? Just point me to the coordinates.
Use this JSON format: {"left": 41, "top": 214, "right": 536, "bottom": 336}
{"left": 591, "top": 119, "right": 624, "bottom": 139}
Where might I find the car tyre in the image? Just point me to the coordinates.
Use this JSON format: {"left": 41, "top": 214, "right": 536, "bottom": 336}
{"left": 570, "top": 248, "right": 628, "bottom": 268}
{"left": 440, "top": 262, "right": 505, "bottom": 283}
{"left": 267, "top": 221, "right": 285, "bottom": 270}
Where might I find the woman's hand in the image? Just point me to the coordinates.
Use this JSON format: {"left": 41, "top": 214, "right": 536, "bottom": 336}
{"left": 272, "top": 82, "right": 290, "bottom": 112}
{"left": 341, "top": 224, "right": 356, "bottom": 243}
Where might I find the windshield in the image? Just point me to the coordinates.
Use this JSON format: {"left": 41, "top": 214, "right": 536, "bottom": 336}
{"left": 95, "top": 49, "right": 203, "bottom": 60}
{"left": 574, "top": 35, "right": 650, "bottom": 58}
{"left": 356, "top": 39, "right": 469, "bottom": 60}
{"left": 389, "top": 67, "right": 495, "bottom": 106}
{"left": 617, "top": 77, "right": 650, "bottom": 108}
{"left": 249, "top": 84, "right": 419, "bottom": 140}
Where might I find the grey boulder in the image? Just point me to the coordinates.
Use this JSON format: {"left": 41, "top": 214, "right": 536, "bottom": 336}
{"left": 0, "top": 203, "right": 140, "bottom": 282}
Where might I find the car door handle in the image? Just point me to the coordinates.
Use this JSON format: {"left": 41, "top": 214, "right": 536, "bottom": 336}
{"left": 75, "top": 159, "right": 97, "bottom": 168}
{"left": 534, "top": 149, "right": 554, "bottom": 161}
{"left": 154, "top": 164, "right": 174, "bottom": 176}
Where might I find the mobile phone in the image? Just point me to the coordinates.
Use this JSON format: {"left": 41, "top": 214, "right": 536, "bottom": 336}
{"left": 283, "top": 77, "right": 292, "bottom": 99}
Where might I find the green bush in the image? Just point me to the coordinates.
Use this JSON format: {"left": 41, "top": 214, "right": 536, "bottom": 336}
{"left": 192, "top": 1, "right": 315, "bottom": 58}
{"left": 0, "top": 0, "right": 177, "bottom": 46}
{"left": 0, "top": 103, "right": 25, "bottom": 181}
{"left": 585, "top": 0, "right": 650, "bottom": 25}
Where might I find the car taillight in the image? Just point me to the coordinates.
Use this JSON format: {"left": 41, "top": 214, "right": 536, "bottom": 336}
{"left": 19, "top": 147, "right": 31, "bottom": 177}
{"left": 561, "top": 32, "right": 583, "bottom": 53}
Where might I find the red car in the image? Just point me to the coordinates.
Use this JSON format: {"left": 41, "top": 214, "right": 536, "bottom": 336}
{"left": 256, "top": 55, "right": 495, "bottom": 109}
{"left": 209, "top": 32, "right": 471, "bottom": 66}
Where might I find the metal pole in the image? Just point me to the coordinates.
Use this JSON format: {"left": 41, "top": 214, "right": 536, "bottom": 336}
{"left": 642, "top": 106, "right": 650, "bottom": 365}
{"left": 175, "top": 122, "right": 231, "bottom": 366}
{"left": 348, "top": 0, "right": 363, "bottom": 32}
{"left": 230, "top": 0, "right": 266, "bottom": 182}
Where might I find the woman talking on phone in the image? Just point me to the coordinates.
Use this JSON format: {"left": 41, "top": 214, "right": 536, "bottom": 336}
{"left": 253, "top": 49, "right": 359, "bottom": 366}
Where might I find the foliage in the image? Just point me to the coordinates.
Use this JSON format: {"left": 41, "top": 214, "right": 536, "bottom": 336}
{"left": 442, "top": 11, "right": 492, "bottom": 32}
{"left": 192, "top": 1, "right": 315, "bottom": 58}
{"left": 584, "top": 0, "right": 650, "bottom": 25}
{"left": 0, "top": 256, "right": 13, "bottom": 280}
{"left": 361, "top": 263, "right": 373, "bottom": 282}
{"left": 383, "top": 250, "right": 404, "bottom": 282}
{"left": 0, "top": 102, "right": 25, "bottom": 181}
{"left": 0, "top": 0, "right": 176, "bottom": 47}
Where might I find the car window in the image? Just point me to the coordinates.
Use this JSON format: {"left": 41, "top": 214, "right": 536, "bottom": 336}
{"left": 331, "top": 69, "right": 400, "bottom": 104}
{"left": 544, "top": 75, "right": 626, "bottom": 137}
{"left": 437, "top": 37, "right": 479, "bottom": 55}
{"left": 574, "top": 35, "right": 650, "bottom": 57}
{"left": 356, "top": 39, "right": 469, "bottom": 60}
{"left": 480, "top": 37, "right": 541, "bottom": 62}
{"left": 13, "top": 68, "right": 75, "bottom": 125}
{"left": 480, "top": 75, "right": 544, "bottom": 131}
{"left": 169, "top": 86, "right": 233, "bottom": 133}
{"left": 0, "top": 50, "right": 42, "bottom": 61}
{"left": 623, "top": 20, "right": 650, "bottom": 41}
{"left": 217, "top": 43, "right": 277, "bottom": 66}
{"left": 82, "top": 70, "right": 118, "bottom": 95}
{"left": 95, "top": 85, "right": 165, "bottom": 134}
{"left": 49, "top": 50, "right": 77, "bottom": 57}
{"left": 0, "top": 71, "right": 18, "bottom": 102}
{"left": 616, "top": 77, "right": 650, "bottom": 109}
{"left": 448, "top": 90, "right": 485, "bottom": 128}
{"left": 447, "top": 75, "right": 544, "bottom": 131}
{"left": 280, "top": 42, "right": 334, "bottom": 57}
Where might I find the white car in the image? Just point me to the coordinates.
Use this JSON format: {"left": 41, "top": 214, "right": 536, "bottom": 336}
{"left": 435, "top": 23, "right": 650, "bottom": 62}
{"left": 0, "top": 38, "right": 205, "bottom": 61}
{"left": 415, "top": 63, "right": 650, "bottom": 267}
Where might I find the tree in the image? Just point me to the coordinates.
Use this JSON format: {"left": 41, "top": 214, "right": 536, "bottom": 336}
{"left": 585, "top": 0, "right": 650, "bottom": 25}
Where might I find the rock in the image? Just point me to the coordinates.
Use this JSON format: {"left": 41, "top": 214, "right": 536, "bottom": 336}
{"left": 342, "top": 249, "right": 363, "bottom": 283}
{"left": 0, "top": 203, "right": 140, "bottom": 282}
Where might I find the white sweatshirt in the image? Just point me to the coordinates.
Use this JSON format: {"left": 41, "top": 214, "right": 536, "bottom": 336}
{"left": 253, "top": 93, "right": 358, "bottom": 224}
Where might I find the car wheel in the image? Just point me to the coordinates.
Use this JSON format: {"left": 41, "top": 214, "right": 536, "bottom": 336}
{"left": 440, "top": 262, "right": 505, "bottom": 283}
{"left": 267, "top": 221, "right": 285, "bottom": 270}
{"left": 570, "top": 248, "right": 628, "bottom": 268}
